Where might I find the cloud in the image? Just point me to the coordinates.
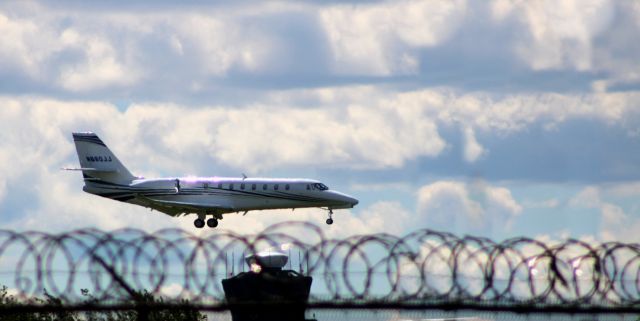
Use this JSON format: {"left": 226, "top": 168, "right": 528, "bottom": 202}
{"left": 416, "top": 180, "right": 521, "bottom": 235}
{"left": 0, "top": 180, "right": 5, "bottom": 204}
{"left": 569, "top": 186, "right": 640, "bottom": 242}
{"left": 523, "top": 198, "right": 560, "bottom": 209}
{"left": 568, "top": 186, "right": 601, "bottom": 209}
{"left": 490, "top": 0, "right": 640, "bottom": 91}
{"left": 503, "top": 0, "right": 614, "bottom": 71}
{"left": 0, "top": 11, "right": 66, "bottom": 79}
{"left": 0, "top": 98, "right": 420, "bottom": 235}
{"left": 57, "top": 31, "right": 139, "bottom": 91}
{"left": 0, "top": 2, "right": 291, "bottom": 94}
{"left": 0, "top": 0, "right": 639, "bottom": 100}
{"left": 417, "top": 181, "right": 483, "bottom": 229}
{"left": 2, "top": 86, "right": 640, "bottom": 177}
{"left": 124, "top": 100, "right": 447, "bottom": 172}
{"left": 0, "top": 9, "right": 140, "bottom": 91}
{"left": 169, "top": 13, "right": 274, "bottom": 76}
{"left": 319, "top": 0, "right": 467, "bottom": 75}
{"left": 462, "top": 127, "right": 486, "bottom": 163}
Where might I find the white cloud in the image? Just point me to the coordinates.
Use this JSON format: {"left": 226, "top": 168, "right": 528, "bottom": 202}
{"left": 58, "top": 33, "right": 139, "bottom": 91}
{"left": 1, "top": 0, "right": 638, "bottom": 97}
{"left": 417, "top": 181, "right": 484, "bottom": 229}
{"left": 0, "top": 99, "right": 418, "bottom": 234}
{"left": 170, "top": 14, "right": 272, "bottom": 75}
{"left": 484, "top": 185, "right": 523, "bottom": 215}
{"left": 124, "top": 100, "right": 446, "bottom": 172}
{"left": 493, "top": 0, "right": 614, "bottom": 71}
{"left": 568, "top": 186, "right": 601, "bottom": 209}
{"left": 416, "top": 180, "right": 521, "bottom": 234}
{"left": 0, "top": 88, "right": 638, "bottom": 237}
{"left": 490, "top": 0, "right": 640, "bottom": 91}
{"left": 0, "top": 3, "right": 282, "bottom": 91}
{"left": 462, "top": 127, "right": 486, "bottom": 163}
{"left": 0, "top": 12, "right": 61, "bottom": 78}
{"left": 0, "top": 8, "right": 141, "bottom": 90}
{"left": 1, "top": 87, "right": 639, "bottom": 177}
{"left": 569, "top": 186, "right": 640, "bottom": 242}
{"left": 0, "top": 180, "right": 5, "bottom": 204}
{"left": 598, "top": 202, "right": 640, "bottom": 242}
{"left": 320, "top": 0, "right": 467, "bottom": 75}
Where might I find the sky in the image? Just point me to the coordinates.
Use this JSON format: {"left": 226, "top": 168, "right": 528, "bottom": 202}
{"left": 1, "top": 0, "right": 640, "bottom": 243}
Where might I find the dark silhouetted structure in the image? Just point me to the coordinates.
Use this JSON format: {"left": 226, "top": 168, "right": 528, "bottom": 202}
{"left": 222, "top": 251, "right": 314, "bottom": 321}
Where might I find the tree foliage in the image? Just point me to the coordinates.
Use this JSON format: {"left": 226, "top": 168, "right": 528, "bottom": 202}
{"left": 0, "top": 286, "right": 206, "bottom": 321}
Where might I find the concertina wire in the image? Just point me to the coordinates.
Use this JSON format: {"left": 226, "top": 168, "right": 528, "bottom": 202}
{"left": 0, "top": 221, "right": 638, "bottom": 310}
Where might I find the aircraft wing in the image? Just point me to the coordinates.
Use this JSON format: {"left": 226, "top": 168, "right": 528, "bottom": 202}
{"left": 136, "top": 195, "right": 234, "bottom": 216}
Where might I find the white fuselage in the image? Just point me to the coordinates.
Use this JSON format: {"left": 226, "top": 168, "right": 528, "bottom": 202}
{"left": 71, "top": 131, "right": 358, "bottom": 227}
{"left": 83, "top": 176, "right": 358, "bottom": 216}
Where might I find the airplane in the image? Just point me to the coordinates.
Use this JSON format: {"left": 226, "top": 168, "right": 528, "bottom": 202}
{"left": 66, "top": 132, "right": 359, "bottom": 228}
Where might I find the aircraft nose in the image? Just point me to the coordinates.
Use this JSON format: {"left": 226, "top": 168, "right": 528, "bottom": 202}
{"left": 329, "top": 191, "right": 359, "bottom": 208}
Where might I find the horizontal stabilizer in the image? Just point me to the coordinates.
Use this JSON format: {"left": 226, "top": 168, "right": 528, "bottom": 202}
{"left": 62, "top": 167, "right": 118, "bottom": 173}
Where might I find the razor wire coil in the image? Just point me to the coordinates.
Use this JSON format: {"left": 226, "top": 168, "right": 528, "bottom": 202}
{"left": 0, "top": 222, "right": 639, "bottom": 312}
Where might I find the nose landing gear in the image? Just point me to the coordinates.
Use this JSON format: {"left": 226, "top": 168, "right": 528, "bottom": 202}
{"left": 326, "top": 209, "right": 334, "bottom": 225}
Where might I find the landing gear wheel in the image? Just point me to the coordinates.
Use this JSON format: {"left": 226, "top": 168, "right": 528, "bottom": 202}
{"left": 326, "top": 209, "right": 334, "bottom": 225}
{"left": 207, "top": 218, "right": 218, "bottom": 228}
{"left": 194, "top": 218, "right": 205, "bottom": 228}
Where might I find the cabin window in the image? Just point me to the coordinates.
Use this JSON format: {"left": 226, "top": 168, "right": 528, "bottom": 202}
{"left": 274, "top": 184, "right": 279, "bottom": 190}
{"left": 252, "top": 184, "right": 256, "bottom": 190}
{"left": 285, "top": 184, "right": 290, "bottom": 190}
{"left": 240, "top": 183, "right": 245, "bottom": 190}
{"left": 229, "top": 183, "right": 234, "bottom": 190}
{"left": 306, "top": 184, "right": 310, "bottom": 190}
{"left": 263, "top": 184, "right": 267, "bottom": 190}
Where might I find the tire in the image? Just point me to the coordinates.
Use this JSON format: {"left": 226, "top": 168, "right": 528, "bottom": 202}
{"left": 194, "top": 218, "right": 205, "bottom": 228}
{"left": 326, "top": 218, "right": 334, "bottom": 225}
{"left": 207, "top": 218, "right": 218, "bottom": 228}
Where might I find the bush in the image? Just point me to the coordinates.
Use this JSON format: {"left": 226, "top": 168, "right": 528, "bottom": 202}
{"left": 0, "top": 286, "right": 206, "bottom": 321}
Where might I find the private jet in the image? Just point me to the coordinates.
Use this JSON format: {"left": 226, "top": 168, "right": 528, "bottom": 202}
{"left": 66, "top": 132, "right": 358, "bottom": 228}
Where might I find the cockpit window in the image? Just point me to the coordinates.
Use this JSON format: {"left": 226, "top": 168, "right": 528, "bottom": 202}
{"left": 313, "top": 183, "right": 329, "bottom": 191}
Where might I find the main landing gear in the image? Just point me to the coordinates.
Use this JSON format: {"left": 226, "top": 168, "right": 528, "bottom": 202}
{"left": 194, "top": 214, "right": 219, "bottom": 229}
{"left": 326, "top": 209, "right": 334, "bottom": 225}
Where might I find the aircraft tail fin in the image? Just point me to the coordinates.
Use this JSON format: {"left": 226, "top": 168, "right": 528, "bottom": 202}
{"left": 71, "top": 132, "right": 136, "bottom": 184}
